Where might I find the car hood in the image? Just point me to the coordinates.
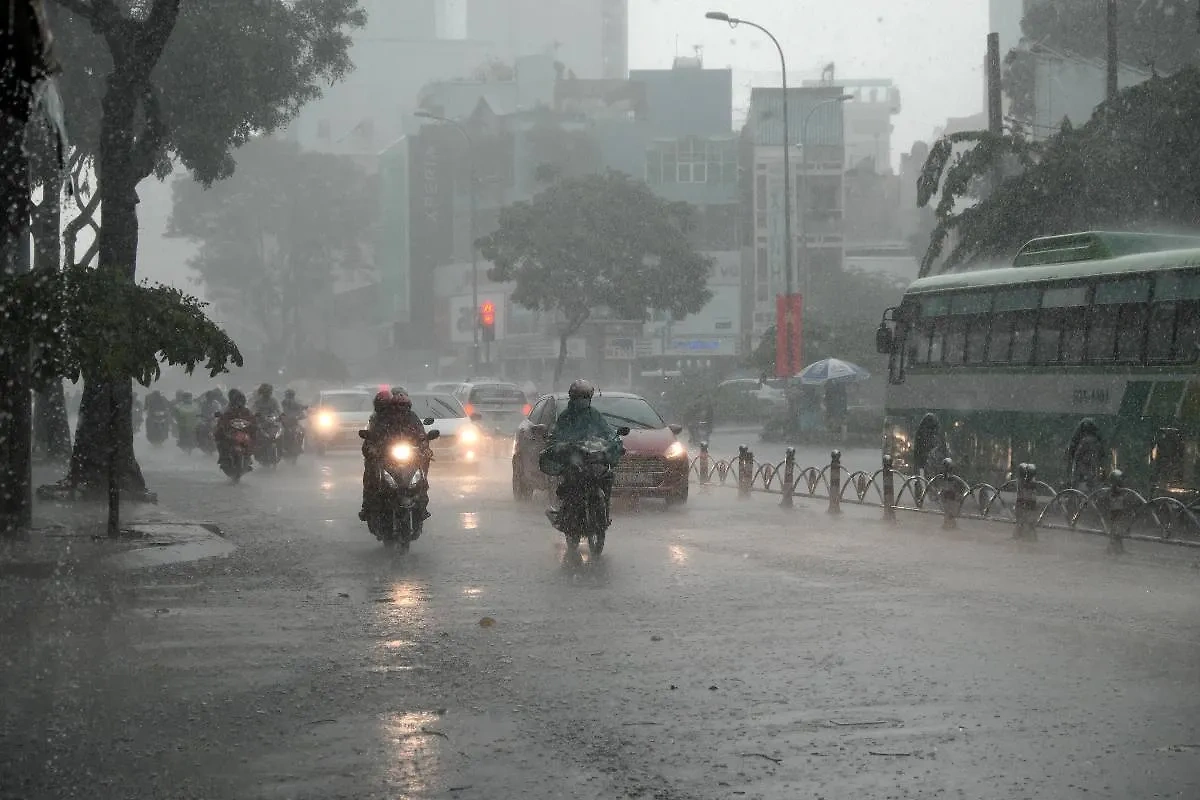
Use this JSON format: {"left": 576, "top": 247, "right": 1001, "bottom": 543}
{"left": 621, "top": 426, "right": 678, "bottom": 456}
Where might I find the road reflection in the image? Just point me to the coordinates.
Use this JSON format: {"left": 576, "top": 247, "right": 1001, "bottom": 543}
{"left": 381, "top": 710, "right": 445, "bottom": 796}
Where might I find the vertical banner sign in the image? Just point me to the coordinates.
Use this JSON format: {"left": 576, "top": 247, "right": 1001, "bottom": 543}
{"left": 775, "top": 294, "right": 804, "bottom": 377}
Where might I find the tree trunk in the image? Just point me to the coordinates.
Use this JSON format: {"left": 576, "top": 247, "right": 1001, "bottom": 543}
{"left": 554, "top": 332, "right": 570, "bottom": 390}
{"left": 66, "top": 72, "right": 146, "bottom": 496}
{"left": 0, "top": 107, "right": 33, "bottom": 534}
{"left": 33, "top": 381, "right": 71, "bottom": 464}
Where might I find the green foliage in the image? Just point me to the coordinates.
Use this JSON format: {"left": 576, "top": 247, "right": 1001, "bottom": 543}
{"left": 1, "top": 265, "right": 242, "bottom": 386}
{"left": 919, "top": 67, "right": 1200, "bottom": 273}
{"left": 166, "top": 137, "right": 374, "bottom": 357}
{"left": 1004, "top": 0, "right": 1199, "bottom": 126}
{"left": 479, "top": 171, "right": 714, "bottom": 333}
{"left": 47, "top": 0, "right": 366, "bottom": 184}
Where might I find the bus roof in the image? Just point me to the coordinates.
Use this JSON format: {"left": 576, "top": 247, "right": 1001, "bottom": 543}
{"left": 1011, "top": 230, "right": 1200, "bottom": 267}
{"left": 908, "top": 239, "right": 1200, "bottom": 296}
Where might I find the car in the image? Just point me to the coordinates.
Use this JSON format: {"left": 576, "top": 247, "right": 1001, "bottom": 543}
{"left": 306, "top": 389, "right": 374, "bottom": 454}
{"left": 512, "top": 391, "right": 690, "bottom": 506}
{"left": 453, "top": 381, "right": 531, "bottom": 442}
{"left": 406, "top": 392, "right": 484, "bottom": 467}
{"left": 715, "top": 378, "right": 788, "bottom": 421}
{"left": 426, "top": 381, "right": 467, "bottom": 396}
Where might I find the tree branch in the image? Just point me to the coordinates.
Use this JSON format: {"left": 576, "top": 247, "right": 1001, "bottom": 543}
{"left": 63, "top": 190, "right": 101, "bottom": 266}
{"left": 136, "top": 0, "right": 181, "bottom": 71}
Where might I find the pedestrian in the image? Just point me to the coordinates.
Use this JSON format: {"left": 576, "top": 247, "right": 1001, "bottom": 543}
{"left": 912, "top": 412, "right": 950, "bottom": 479}
{"left": 1066, "top": 418, "right": 1106, "bottom": 493}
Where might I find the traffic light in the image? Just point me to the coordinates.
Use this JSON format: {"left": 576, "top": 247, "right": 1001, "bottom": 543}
{"left": 480, "top": 300, "right": 496, "bottom": 342}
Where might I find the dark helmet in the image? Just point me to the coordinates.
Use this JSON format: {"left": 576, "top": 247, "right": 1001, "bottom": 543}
{"left": 392, "top": 391, "right": 412, "bottom": 410}
{"left": 284, "top": 388, "right": 296, "bottom": 400}
{"left": 228, "top": 389, "right": 246, "bottom": 408}
{"left": 257, "top": 383, "right": 273, "bottom": 396}
{"left": 373, "top": 391, "right": 392, "bottom": 413}
{"left": 390, "top": 386, "right": 408, "bottom": 398}
{"left": 568, "top": 379, "right": 595, "bottom": 400}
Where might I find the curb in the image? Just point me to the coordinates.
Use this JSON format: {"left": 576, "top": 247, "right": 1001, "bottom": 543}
{"left": 105, "top": 522, "right": 235, "bottom": 570}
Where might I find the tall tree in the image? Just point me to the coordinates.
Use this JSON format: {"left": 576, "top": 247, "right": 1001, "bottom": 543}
{"left": 919, "top": 68, "right": 1200, "bottom": 272}
{"left": 1004, "top": 0, "right": 1198, "bottom": 125}
{"left": 167, "top": 137, "right": 374, "bottom": 374}
{"left": 45, "top": 0, "right": 365, "bottom": 493}
{"left": 478, "top": 171, "right": 713, "bottom": 385}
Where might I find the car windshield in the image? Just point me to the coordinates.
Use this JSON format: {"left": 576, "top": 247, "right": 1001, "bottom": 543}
{"left": 591, "top": 396, "right": 664, "bottom": 430}
{"left": 320, "top": 392, "right": 371, "bottom": 412}
{"left": 408, "top": 393, "right": 465, "bottom": 419}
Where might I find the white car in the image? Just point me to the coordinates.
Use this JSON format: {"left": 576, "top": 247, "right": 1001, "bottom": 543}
{"left": 307, "top": 389, "right": 375, "bottom": 454}
{"left": 407, "top": 392, "right": 484, "bottom": 467}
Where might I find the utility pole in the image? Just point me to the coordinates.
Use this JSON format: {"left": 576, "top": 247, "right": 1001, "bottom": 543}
{"left": 1105, "top": 0, "right": 1118, "bottom": 101}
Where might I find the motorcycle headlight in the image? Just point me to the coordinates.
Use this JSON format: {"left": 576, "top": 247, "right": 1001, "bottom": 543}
{"left": 316, "top": 411, "right": 336, "bottom": 430}
{"left": 459, "top": 425, "right": 479, "bottom": 445}
{"left": 665, "top": 441, "right": 687, "bottom": 460}
{"left": 390, "top": 443, "right": 414, "bottom": 463}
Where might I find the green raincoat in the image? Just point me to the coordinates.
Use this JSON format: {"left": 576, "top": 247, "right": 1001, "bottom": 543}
{"left": 539, "top": 399, "right": 623, "bottom": 476}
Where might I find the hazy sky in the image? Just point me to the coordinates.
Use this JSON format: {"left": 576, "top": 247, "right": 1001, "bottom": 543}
{"left": 629, "top": 0, "right": 989, "bottom": 164}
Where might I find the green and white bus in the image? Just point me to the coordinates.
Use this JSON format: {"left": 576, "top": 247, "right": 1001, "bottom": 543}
{"left": 877, "top": 231, "right": 1200, "bottom": 495}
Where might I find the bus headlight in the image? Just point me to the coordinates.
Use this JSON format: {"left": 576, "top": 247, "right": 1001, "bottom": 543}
{"left": 390, "top": 443, "right": 414, "bottom": 463}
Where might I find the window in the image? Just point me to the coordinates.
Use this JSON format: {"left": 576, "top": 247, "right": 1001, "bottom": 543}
{"left": 988, "top": 290, "right": 1039, "bottom": 364}
{"left": 1147, "top": 302, "right": 1178, "bottom": 362}
{"left": 1010, "top": 311, "right": 1037, "bottom": 364}
{"left": 1036, "top": 285, "right": 1089, "bottom": 364}
{"left": 676, "top": 137, "right": 706, "bottom": 183}
{"left": 1154, "top": 271, "right": 1200, "bottom": 363}
{"left": 1091, "top": 278, "right": 1149, "bottom": 363}
{"left": 756, "top": 246, "right": 768, "bottom": 302}
{"left": 706, "top": 140, "right": 738, "bottom": 184}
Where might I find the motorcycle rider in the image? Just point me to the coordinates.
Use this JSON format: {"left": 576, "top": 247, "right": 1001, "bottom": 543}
{"left": 253, "top": 383, "right": 282, "bottom": 418}
{"left": 173, "top": 391, "right": 201, "bottom": 448}
{"left": 145, "top": 389, "right": 169, "bottom": 415}
{"left": 281, "top": 388, "right": 306, "bottom": 418}
{"left": 216, "top": 389, "right": 257, "bottom": 471}
{"left": 198, "top": 388, "right": 224, "bottom": 419}
{"left": 547, "top": 379, "right": 622, "bottom": 513}
{"left": 359, "top": 391, "right": 430, "bottom": 522}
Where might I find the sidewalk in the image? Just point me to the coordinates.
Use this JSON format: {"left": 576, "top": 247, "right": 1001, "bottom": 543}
{"left": 0, "top": 466, "right": 233, "bottom": 577}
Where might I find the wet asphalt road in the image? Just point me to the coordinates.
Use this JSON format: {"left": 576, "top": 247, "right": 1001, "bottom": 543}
{"left": 2, "top": 441, "right": 1200, "bottom": 800}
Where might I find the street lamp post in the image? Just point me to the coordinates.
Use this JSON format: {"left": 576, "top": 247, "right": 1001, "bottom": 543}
{"left": 799, "top": 94, "right": 853, "bottom": 324}
{"left": 414, "top": 110, "right": 480, "bottom": 373}
{"left": 705, "top": 10, "right": 797, "bottom": 378}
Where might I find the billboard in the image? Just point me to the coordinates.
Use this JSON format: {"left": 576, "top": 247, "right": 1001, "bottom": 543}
{"left": 775, "top": 293, "right": 803, "bottom": 377}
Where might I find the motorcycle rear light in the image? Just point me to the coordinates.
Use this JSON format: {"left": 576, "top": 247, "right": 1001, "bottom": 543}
{"left": 522, "top": 403, "right": 532, "bottom": 416}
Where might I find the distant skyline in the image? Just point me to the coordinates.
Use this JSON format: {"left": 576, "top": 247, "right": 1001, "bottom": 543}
{"left": 628, "top": 0, "right": 989, "bottom": 164}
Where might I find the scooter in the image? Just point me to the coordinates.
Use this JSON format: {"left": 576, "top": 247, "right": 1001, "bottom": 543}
{"left": 540, "top": 428, "right": 629, "bottom": 556}
{"left": 219, "top": 415, "right": 254, "bottom": 483}
{"left": 146, "top": 409, "right": 170, "bottom": 447}
{"left": 255, "top": 413, "right": 283, "bottom": 469}
{"left": 358, "top": 422, "right": 440, "bottom": 551}
{"left": 281, "top": 410, "right": 306, "bottom": 464}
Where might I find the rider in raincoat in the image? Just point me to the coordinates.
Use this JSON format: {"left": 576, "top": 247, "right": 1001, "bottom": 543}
{"left": 540, "top": 380, "right": 623, "bottom": 507}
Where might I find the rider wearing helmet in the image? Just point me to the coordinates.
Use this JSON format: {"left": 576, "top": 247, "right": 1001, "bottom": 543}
{"left": 546, "top": 379, "right": 622, "bottom": 508}
{"left": 215, "top": 389, "right": 257, "bottom": 470}
{"left": 253, "top": 383, "right": 281, "bottom": 418}
{"left": 360, "top": 391, "right": 430, "bottom": 521}
{"left": 280, "top": 388, "right": 306, "bottom": 419}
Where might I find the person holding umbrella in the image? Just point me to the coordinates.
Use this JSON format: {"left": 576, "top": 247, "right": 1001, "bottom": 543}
{"left": 795, "top": 358, "right": 870, "bottom": 440}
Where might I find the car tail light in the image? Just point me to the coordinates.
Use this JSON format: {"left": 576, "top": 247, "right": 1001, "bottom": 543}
{"left": 522, "top": 403, "right": 532, "bottom": 416}
{"left": 463, "top": 403, "right": 475, "bottom": 416}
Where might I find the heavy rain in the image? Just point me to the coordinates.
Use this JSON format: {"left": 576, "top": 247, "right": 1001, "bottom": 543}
{"left": 1, "top": 0, "right": 1198, "bottom": 797}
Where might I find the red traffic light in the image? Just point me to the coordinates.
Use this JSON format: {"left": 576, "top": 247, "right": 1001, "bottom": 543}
{"left": 480, "top": 301, "right": 496, "bottom": 327}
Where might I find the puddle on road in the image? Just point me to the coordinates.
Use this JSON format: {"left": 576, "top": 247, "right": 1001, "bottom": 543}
{"left": 459, "top": 512, "right": 479, "bottom": 530}
{"left": 382, "top": 710, "right": 445, "bottom": 793}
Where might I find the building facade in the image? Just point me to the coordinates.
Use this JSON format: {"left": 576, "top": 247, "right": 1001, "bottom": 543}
{"left": 466, "top": 0, "right": 628, "bottom": 79}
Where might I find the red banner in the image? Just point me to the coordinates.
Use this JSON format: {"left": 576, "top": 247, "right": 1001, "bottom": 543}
{"left": 774, "top": 294, "right": 803, "bottom": 378}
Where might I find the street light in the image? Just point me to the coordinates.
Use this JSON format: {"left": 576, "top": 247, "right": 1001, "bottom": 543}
{"left": 799, "top": 93, "right": 853, "bottom": 327}
{"left": 705, "top": 10, "right": 797, "bottom": 377}
{"left": 414, "top": 109, "right": 480, "bottom": 372}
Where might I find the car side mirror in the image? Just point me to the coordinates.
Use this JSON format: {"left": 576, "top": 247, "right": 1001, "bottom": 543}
{"left": 616, "top": 426, "right": 632, "bottom": 437}
{"left": 531, "top": 423, "right": 548, "bottom": 436}
{"left": 427, "top": 430, "right": 441, "bottom": 441}
{"left": 875, "top": 323, "right": 894, "bottom": 354}
{"left": 357, "top": 430, "right": 368, "bottom": 440}
{"left": 470, "top": 412, "right": 483, "bottom": 422}
{"left": 668, "top": 423, "right": 683, "bottom": 435}
{"left": 423, "top": 417, "right": 435, "bottom": 426}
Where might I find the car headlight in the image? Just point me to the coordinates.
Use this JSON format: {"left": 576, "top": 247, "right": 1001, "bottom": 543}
{"left": 315, "top": 411, "right": 336, "bottom": 430}
{"left": 459, "top": 425, "right": 479, "bottom": 445}
{"left": 390, "top": 443, "right": 414, "bottom": 463}
{"left": 665, "top": 441, "right": 687, "bottom": 460}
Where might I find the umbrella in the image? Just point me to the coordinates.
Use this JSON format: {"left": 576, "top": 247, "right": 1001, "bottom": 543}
{"left": 795, "top": 358, "right": 871, "bottom": 386}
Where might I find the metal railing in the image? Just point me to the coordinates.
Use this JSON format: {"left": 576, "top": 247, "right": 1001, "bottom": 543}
{"left": 688, "top": 444, "right": 1200, "bottom": 551}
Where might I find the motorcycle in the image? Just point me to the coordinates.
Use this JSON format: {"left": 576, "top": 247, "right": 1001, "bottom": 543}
{"left": 540, "top": 429, "right": 629, "bottom": 556}
{"left": 175, "top": 416, "right": 198, "bottom": 454}
{"left": 255, "top": 413, "right": 283, "bottom": 469}
{"left": 195, "top": 417, "right": 217, "bottom": 455}
{"left": 358, "top": 425, "right": 440, "bottom": 551}
{"left": 146, "top": 409, "right": 170, "bottom": 447}
{"left": 281, "top": 410, "right": 306, "bottom": 463}
{"left": 220, "top": 415, "right": 254, "bottom": 483}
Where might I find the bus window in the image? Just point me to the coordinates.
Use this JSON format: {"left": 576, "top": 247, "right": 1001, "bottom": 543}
{"left": 1061, "top": 307, "right": 1088, "bottom": 363}
{"left": 1011, "top": 311, "right": 1037, "bottom": 364}
{"left": 910, "top": 320, "right": 934, "bottom": 364}
{"left": 1175, "top": 302, "right": 1200, "bottom": 362}
{"left": 987, "top": 314, "right": 1013, "bottom": 363}
{"left": 941, "top": 318, "right": 965, "bottom": 364}
{"left": 1114, "top": 304, "right": 1148, "bottom": 362}
{"left": 1035, "top": 310, "right": 1063, "bottom": 363}
{"left": 1087, "top": 308, "right": 1117, "bottom": 362}
{"left": 1147, "top": 302, "right": 1177, "bottom": 361}
{"left": 965, "top": 318, "right": 988, "bottom": 363}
